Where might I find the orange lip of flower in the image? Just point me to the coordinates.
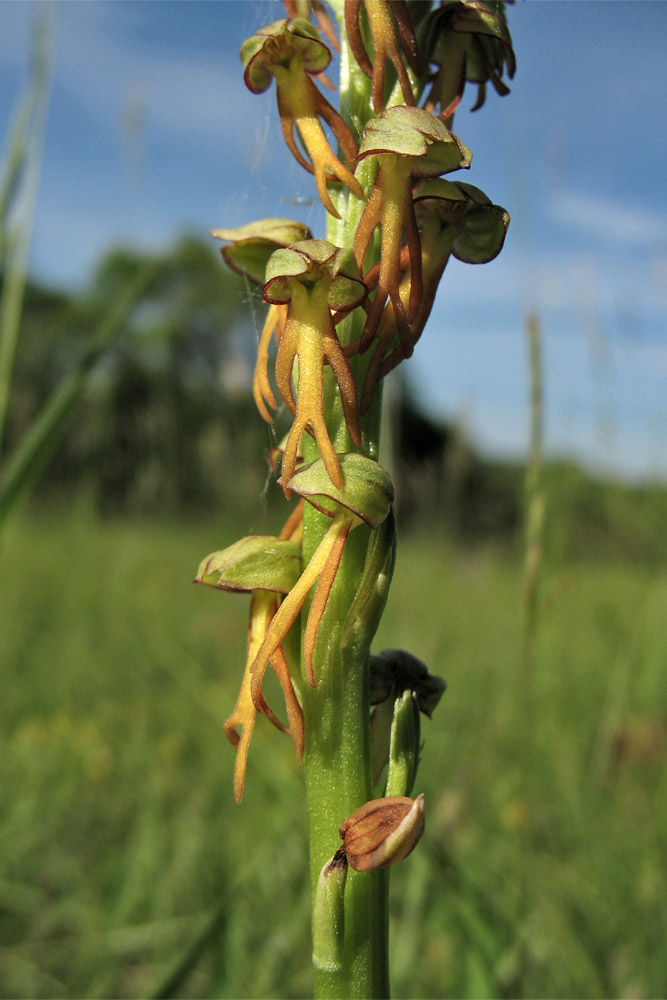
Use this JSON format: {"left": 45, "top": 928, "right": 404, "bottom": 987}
{"left": 212, "top": 219, "right": 313, "bottom": 425}
{"left": 262, "top": 240, "right": 367, "bottom": 492}
{"left": 194, "top": 529, "right": 304, "bottom": 803}
{"left": 249, "top": 453, "right": 394, "bottom": 693}
{"left": 241, "top": 18, "right": 363, "bottom": 218}
{"left": 354, "top": 106, "right": 472, "bottom": 357}
{"left": 374, "top": 176, "right": 509, "bottom": 382}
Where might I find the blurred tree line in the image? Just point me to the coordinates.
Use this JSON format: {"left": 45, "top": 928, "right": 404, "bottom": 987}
{"left": 4, "top": 234, "right": 666, "bottom": 562}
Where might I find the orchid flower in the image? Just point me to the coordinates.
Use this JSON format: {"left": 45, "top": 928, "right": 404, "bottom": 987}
{"left": 283, "top": 0, "right": 340, "bottom": 54}
{"left": 195, "top": 524, "right": 304, "bottom": 803}
{"left": 377, "top": 178, "right": 510, "bottom": 379}
{"left": 241, "top": 19, "right": 363, "bottom": 218}
{"left": 354, "top": 105, "right": 471, "bottom": 355}
{"left": 263, "top": 239, "right": 367, "bottom": 490}
{"left": 249, "top": 453, "right": 394, "bottom": 692}
{"left": 344, "top": 0, "right": 420, "bottom": 113}
{"left": 212, "top": 219, "right": 312, "bottom": 424}
{"left": 422, "top": 0, "right": 516, "bottom": 120}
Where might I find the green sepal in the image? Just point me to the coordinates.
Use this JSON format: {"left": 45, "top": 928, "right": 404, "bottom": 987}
{"left": 415, "top": 178, "right": 509, "bottom": 263}
{"left": 282, "top": 453, "right": 394, "bottom": 528}
{"left": 357, "top": 106, "right": 472, "bottom": 178}
{"left": 385, "top": 690, "right": 421, "bottom": 798}
{"left": 241, "top": 18, "right": 331, "bottom": 95}
{"left": 212, "top": 219, "right": 313, "bottom": 286}
{"left": 263, "top": 240, "right": 367, "bottom": 311}
{"left": 194, "top": 536, "right": 301, "bottom": 594}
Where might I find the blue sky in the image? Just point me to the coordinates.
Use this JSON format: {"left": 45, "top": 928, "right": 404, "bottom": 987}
{"left": 2, "top": 1, "right": 666, "bottom": 481}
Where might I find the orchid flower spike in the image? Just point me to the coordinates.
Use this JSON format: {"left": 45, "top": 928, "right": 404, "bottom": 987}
{"left": 194, "top": 527, "right": 304, "bottom": 803}
{"left": 212, "top": 219, "right": 312, "bottom": 424}
{"left": 263, "top": 239, "right": 367, "bottom": 490}
{"left": 422, "top": 0, "right": 516, "bottom": 120}
{"left": 344, "top": 0, "right": 420, "bottom": 113}
{"left": 249, "top": 453, "right": 394, "bottom": 692}
{"left": 241, "top": 19, "right": 363, "bottom": 217}
{"left": 354, "top": 105, "right": 471, "bottom": 357}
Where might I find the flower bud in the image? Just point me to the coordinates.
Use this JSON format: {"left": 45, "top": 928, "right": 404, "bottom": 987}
{"left": 312, "top": 848, "right": 348, "bottom": 973}
{"left": 339, "top": 794, "right": 425, "bottom": 872}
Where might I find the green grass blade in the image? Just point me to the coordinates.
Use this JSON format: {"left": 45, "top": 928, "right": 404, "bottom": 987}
{"left": 0, "top": 259, "right": 159, "bottom": 526}
{"left": 150, "top": 901, "right": 228, "bottom": 1000}
{"left": 0, "top": 13, "right": 53, "bottom": 449}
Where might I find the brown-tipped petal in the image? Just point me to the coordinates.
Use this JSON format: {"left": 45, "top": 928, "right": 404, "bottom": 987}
{"left": 391, "top": 0, "right": 420, "bottom": 76}
{"left": 311, "top": 0, "right": 340, "bottom": 52}
{"left": 344, "top": 0, "right": 374, "bottom": 79}
{"left": 223, "top": 681, "right": 256, "bottom": 804}
{"left": 253, "top": 303, "right": 284, "bottom": 422}
{"left": 353, "top": 182, "right": 383, "bottom": 274}
{"left": 364, "top": 0, "right": 416, "bottom": 112}
{"left": 277, "top": 93, "right": 315, "bottom": 173}
{"left": 267, "top": 644, "right": 305, "bottom": 760}
{"left": 403, "top": 197, "right": 423, "bottom": 317}
{"left": 303, "top": 511, "right": 355, "bottom": 686}
{"left": 224, "top": 588, "right": 277, "bottom": 802}
{"left": 323, "top": 332, "right": 362, "bottom": 450}
{"left": 279, "top": 497, "right": 305, "bottom": 542}
{"left": 309, "top": 78, "right": 359, "bottom": 170}
{"left": 250, "top": 520, "right": 343, "bottom": 697}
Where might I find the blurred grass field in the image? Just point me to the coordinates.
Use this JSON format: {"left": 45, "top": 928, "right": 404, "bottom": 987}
{"left": 1, "top": 505, "right": 665, "bottom": 999}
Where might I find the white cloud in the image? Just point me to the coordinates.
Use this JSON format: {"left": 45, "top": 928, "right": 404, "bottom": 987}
{"left": 550, "top": 189, "right": 667, "bottom": 248}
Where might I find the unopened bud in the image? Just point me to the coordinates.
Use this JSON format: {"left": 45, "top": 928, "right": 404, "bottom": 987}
{"left": 312, "top": 848, "right": 348, "bottom": 973}
{"left": 339, "top": 794, "right": 425, "bottom": 872}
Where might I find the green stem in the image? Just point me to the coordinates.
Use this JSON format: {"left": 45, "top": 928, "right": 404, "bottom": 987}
{"left": 301, "top": 13, "right": 390, "bottom": 998}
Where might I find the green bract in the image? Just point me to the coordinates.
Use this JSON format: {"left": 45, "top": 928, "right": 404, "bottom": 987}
{"left": 212, "top": 219, "right": 312, "bottom": 285}
{"left": 385, "top": 690, "right": 421, "bottom": 798}
{"left": 195, "top": 536, "right": 301, "bottom": 594}
{"left": 283, "top": 453, "right": 394, "bottom": 529}
{"left": 414, "top": 178, "right": 509, "bottom": 263}
{"left": 357, "top": 105, "right": 472, "bottom": 177}
{"left": 263, "top": 239, "right": 367, "bottom": 311}
{"left": 241, "top": 18, "right": 331, "bottom": 94}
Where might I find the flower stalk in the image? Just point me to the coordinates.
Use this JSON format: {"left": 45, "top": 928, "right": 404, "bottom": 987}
{"left": 200, "top": 2, "right": 514, "bottom": 995}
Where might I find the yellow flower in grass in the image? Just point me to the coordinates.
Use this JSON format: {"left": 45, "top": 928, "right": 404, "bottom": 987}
{"left": 263, "top": 239, "right": 367, "bottom": 491}
{"left": 354, "top": 106, "right": 471, "bottom": 357}
{"left": 250, "top": 453, "right": 394, "bottom": 693}
{"left": 241, "top": 18, "right": 363, "bottom": 218}
{"left": 195, "top": 512, "right": 304, "bottom": 802}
